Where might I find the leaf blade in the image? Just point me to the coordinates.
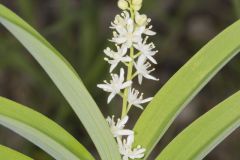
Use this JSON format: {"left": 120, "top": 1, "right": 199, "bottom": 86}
{"left": 0, "top": 97, "right": 94, "bottom": 160}
{"left": 134, "top": 19, "right": 240, "bottom": 158}
{"left": 0, "top": 4, "right": 121, "bottom": 160}
{"left": 0, "top": 145, "right": 33, "bottom": 160}
{"left": 156, "top": 91, "right": 240, "bottom": 160}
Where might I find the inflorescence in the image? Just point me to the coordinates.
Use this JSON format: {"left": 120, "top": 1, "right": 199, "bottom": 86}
{"left": 97, "top": 0, "right": 159, "bottom": 159}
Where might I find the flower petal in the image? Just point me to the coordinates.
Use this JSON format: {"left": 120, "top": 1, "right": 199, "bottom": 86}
{"left": 115, "top": 129, "right": 134, "bottom": 137}
{"left": 127, "top": 134, "right": 134, "bottom": 146}
{"left": 143, "top": 74, "right": 159, "bottom": 81}
{"left": 109, "top": 61, "right": 118, "bottom": 72}
{"left": 140, "top": 97, "right": 153, "bottom": 104}
{"left": 138, "top": 75, "right": 143, "bottom": 84}
{"left": 118, "top": 116, "right": 129, "bottom": 127}
{"left": 107, "top": 92, "right": 116, "bottom": 103}
{"left": 97, "top": 84, "right": 113, "bottom": 92}
{"left": 121, "top": 81, "right": 132, "bottom": 89}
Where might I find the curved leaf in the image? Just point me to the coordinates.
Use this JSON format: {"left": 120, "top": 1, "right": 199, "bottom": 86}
{"left": 134, "top": 19, "right": 240, "bottom": 158}
{"left": 0, "top": 97, "right": 94, "bottom": 160}
{"left": 0, "top": 4, "right": 121, "bottom": 160}
{"left": 0, "top": 145, "right": 33, "bottom": 160}
{"left": 156, "top": 91, "right": 240, "bottom": 160}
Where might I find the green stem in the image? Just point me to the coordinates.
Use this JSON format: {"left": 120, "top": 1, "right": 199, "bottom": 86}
{"left": 134, "top": 51, "right": 141, "bottom": 59}
{"left": 127, "top": 104, "right": 132, "bottom": 113}
{"left": 121, "top": 46, "right": 134, "bottom": 118}
{"left": 121, "top": 3, "right": 135, "bottom": 118}
{"left": 131, "top": 72, "right": 138, "bottom": 79}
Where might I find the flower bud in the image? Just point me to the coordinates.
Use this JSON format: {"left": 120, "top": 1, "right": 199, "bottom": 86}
{"left": 136, "top": 13, "right": 147, "bottom": 26}
{"left": 132, "top": 0, "right": 142, "bottom": 5}
{"left": 118, "top": 0, "right": 129, "bottom": 10}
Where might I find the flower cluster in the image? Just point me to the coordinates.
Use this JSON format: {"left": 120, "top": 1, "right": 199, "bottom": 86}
{"left": 97, "top": 0, "right": 158, "bottom": 159}
{"left": 106, "top": 116, "right": 145, "bottom": 160}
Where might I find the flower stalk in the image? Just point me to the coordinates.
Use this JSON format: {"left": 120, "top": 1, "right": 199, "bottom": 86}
{"left": 97, "top": 0, "right": 159, "bottom": 159}
{"left": 122, "top": 46, "right": 134, "bottom": 118}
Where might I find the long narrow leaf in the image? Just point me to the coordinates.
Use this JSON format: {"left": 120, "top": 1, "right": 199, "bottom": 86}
{"left": 0, "top": 145, "right": 33, "bottom": 160}
{"left": 0, "top": 97, "right": 94, "bottom": 160}
{"left": 0, "top": 4, "right": 121, "bottom": 160}
{"left": 134, "top": 19, "right": 240, "bottom": 158}
{"left": 156, "top": 91, "right": 240, "bottom": 160}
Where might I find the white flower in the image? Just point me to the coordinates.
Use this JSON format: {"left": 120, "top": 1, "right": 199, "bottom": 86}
{"left": 135, "top": 13, "right": 147, "bottom": 26}
{"left": 118, "top": 0, "right": 129, "bottom": 10}
{"left": 104, "top": 46, "right": 132, "bottom": 72}
{"left": 135, "top": 12, "right": 156, "bottom": 36}
{"left": 134, "top": 38, "right": 158, "bottom": 64}
{"left": 111, "top": 18, "right": 144, "bottom": 48}
{"left": 97, "top": 68, "right": 132, "bottom": 103}
{"left": 135, "top": 12, "right": 147, "bottom": 26}
{"left": 128, "top": 88, "right": 153, "bottom": 109}
{"left": 117, "top": 135, "right": 146, "bottom": 160}
{"left": 111, "top": 11, "right": 130, "bottom": 30}
{"left": 106, "top": 115, "right": 133, "bottom": 137}
{"left": 143, "top": 24, "right": 156, "bottom": 36}
{"left": 134, "top": 57, "right": 159, "bottom": 84}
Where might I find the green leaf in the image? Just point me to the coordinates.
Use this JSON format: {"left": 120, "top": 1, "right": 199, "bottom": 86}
{"left": 0, "top": 97, "right": 94, "bottom": 160}
{"left": 156, "top": 91, "right": 240, "bottom": 160}
{"left": 134, "top": 19, "right": 240, "bottom": 158}
{"left": 0, "top": 145, "right": 33, "bottom": 160}
{"left": 0, "top": 4, "right": 121, "bottom": 160}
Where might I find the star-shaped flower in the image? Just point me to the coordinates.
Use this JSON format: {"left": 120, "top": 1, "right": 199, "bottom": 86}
{"left": 117, "top": 135, "right": 146, "bottom": 160}
{"left": 135, "top": 12, "right": 156, "bottom": 36}
{"left": 106, "top": 115, "right": 133, "bottom": 137}
{"left": 128, "top": 88, "right": 153, "bottom": 109}
{"left": 134, "top": 57, "right": 159, "bottom": 84}
{"left": 134, "top": 38, "right": 158, "bottom": 64}
{"left": 97, "top": 68, "right": 132, "bottom": 103}
{"left": 111, "top": 19, "right": 144, "bottom": 48}
{"left": 104, "top": 46, "right": 132, "bottom": 72}
{"left": 111, "top": 11, "right": 130, "bottom": 30}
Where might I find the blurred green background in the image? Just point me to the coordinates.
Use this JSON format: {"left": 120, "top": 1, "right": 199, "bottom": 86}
{"left": 0, "top": 0, "right": 240, "bottom": 159}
